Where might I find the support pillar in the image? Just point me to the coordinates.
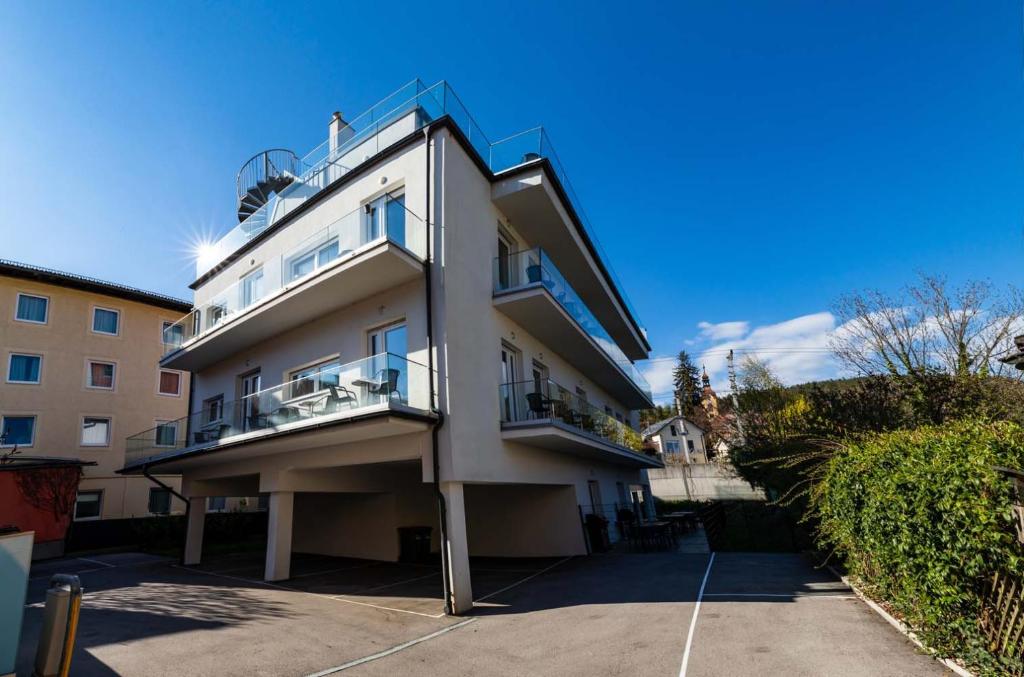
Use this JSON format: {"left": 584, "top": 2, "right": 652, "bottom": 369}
{"left": 441, "top": 481, "right": 473, "bottom": 614}
{"left": 183, "top": 497, "right": 206, "bottom": 566}
{"left": 265, "top": 491, "right": 294, "bottom": 582}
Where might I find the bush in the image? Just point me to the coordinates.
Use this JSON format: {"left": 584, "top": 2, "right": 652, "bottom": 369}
{"left": 813, "top": 419, "right": 1024, "bottom": 674}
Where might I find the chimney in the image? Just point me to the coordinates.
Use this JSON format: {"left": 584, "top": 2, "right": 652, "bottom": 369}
{"left": 328, "top": 111, "right": 354, "bottom": 154}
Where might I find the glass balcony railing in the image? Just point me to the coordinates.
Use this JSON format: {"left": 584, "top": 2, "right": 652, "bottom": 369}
{"left": 493, "top": 248, "right": 653, "bottom": 401}
{"left": 125, "top": 353, "right": 430, "bottom": 467}
{"left": 499, "top": 378, "right": 646, "bottom": 454}
{"left": 163, "top": 192, "right": 422, "bottom": 354}
{"left": 194, "top": 79, "right": 646, "bottom": 337}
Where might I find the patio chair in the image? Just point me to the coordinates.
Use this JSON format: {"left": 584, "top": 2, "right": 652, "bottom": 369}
{"left": 525, "top": 392, "right": 552, "bottom": 419}
{"left": 267, "top": 405, "right": 303, "bottom": 427}
{"left": 322, "top": 384, "right": 358, "bottom": 413}
{"left": 367, "top": 368, "right": 401, "bottom": 401}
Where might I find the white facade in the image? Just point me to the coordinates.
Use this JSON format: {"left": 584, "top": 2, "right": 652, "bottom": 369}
{"left": 126, "top": 81, "right": 658, "bottom": 614}
{"left": 643, "top": 415, "right": 710, "bottom": 464}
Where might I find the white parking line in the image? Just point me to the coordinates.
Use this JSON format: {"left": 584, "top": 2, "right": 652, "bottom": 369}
{"left": 304, "top": 618, "right": 477, "bottom": 676}
{"left": 76, "top": 556, "right": 117, "bottom": 568}
{"left": 702, "top": 592, "right": 856, "bottom": 599}
{"left": 679, "top": 552, "right": 715, "bottom": 677}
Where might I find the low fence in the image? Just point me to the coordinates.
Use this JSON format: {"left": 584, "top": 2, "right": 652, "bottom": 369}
{"left": 979, "top": 571, "right": 1024, "bottom": 674}
{"left": 67, "top": 511, "right": 267, "bottom": 554}
{"left": 646, "top": 463, "right": 764, "bottom": 502}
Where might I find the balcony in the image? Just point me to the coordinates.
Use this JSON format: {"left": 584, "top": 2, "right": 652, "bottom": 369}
{"left": 161, "top": 194, "right": 424, "bottom": 371}
{"left": 193, "top": 79, "right": 646, "bottom": 347}
{"left": 493, "top": 248, "right": 653, "bottom": 409}
{"left": 124, "top": 353, "right": 434, "bottom": 472}
{"left": 499, "top": 379, "right": 660, "bottom": 468}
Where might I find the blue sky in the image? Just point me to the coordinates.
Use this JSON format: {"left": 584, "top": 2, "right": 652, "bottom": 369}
{"left": 1, "top": 1, "right": 1021, "bottom": 401}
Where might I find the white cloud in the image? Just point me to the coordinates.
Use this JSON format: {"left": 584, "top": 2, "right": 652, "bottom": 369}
{"left": 697, "top": 320, "right": 750, "bottom": 341}
{"left": 640, "top": 311, "right": 845, "bottom": 404}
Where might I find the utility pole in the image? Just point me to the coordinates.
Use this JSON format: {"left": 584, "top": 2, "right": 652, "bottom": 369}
{"left": 727, "top": 349, "right": 745, "bottom": 442}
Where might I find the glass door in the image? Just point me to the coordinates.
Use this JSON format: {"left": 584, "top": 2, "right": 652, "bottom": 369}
{"left": 368, "top": 322, "right": 408, "bottom": 402}
{"left": 500, "top": 346, "right": 518, "bottom": 421}
{"left": 240, "top": 371, "right": 261, "bottom": 432}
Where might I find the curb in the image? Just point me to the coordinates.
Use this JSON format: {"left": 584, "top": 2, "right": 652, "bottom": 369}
{"left": 827, "top": 566, "right": 974, "bottom": 677}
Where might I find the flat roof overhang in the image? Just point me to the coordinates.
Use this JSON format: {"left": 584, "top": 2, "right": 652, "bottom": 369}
{"left": 493, "top": 286, "right": 653, "bottom": 409}
{"left": 492, "top": 164, "right": 649, "bottom": 360}
{"left": 501, "top": 420, "right": 663, "bottom": 469}
{"left": 163, "top": 242, "right": 423, "bottom": 371}
{"left": 120, "top": 405, "right": 436, "bottom": 475}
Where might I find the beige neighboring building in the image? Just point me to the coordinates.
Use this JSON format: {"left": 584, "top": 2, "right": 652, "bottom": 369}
{"left": 642, "top": 415, "right": 710, "bottom": 464}
{"left": 122, "top": 79, "right": 660, "bottom": 615}
{"left": 0, "top": 260, "right": 192, "bottom": 521}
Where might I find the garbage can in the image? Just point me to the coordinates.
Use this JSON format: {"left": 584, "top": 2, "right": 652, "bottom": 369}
{"left": 398, "top": 526, "right": 433, "bottom": 563}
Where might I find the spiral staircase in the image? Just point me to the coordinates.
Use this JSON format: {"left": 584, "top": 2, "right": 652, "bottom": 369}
{"left": 236, "top": 149, "right": 300, "bottom": 225}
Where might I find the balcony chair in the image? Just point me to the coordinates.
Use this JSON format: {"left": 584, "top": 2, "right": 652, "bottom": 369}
{"left": 525, "top": 392, "right": 556, "bottom": 419}
{"left": 267, "top": 405, "right": 304, "bottom": 427}
{"left": 193, "top": 421, "right": 230, "bottom": 444}
{"left": 322, "top": 384, "right": 359, "bottom": 413}
{"left": 367, "top": 368, "right": 402, "bottom": 402}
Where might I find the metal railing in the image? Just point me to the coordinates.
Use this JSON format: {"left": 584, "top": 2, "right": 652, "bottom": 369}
{"left": 236, "top": 149, "right": 300, "bottom": 202}
{"left": 125, "top": 353, "right": 430, "bottom": 466}
{"left": 195, "top": 79, "right": 646, "bottom": 337}
{"left": 164, "top": 193, "right": 422, "bottom": 353}
{"left": 493, "top": 248, "right": 652, "bottom": 400}
{"left": 499, "top": 378, "right": 646, "bottom": 453}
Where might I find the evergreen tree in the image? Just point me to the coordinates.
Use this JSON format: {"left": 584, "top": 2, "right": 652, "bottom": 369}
{"left": 672, "top": 350, "right": 702, "bottom": 412}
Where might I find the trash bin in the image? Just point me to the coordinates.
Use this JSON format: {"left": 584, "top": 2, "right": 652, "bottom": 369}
{"left": 398, "top": 526, "right": 433, "bottom": 563}
{"left": 585, "top": 513, "right": 610, "bottom": 553}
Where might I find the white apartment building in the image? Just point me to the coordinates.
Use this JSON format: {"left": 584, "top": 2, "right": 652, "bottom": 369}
{"left": 122, "top": 80, "right": 660, "bottom": 614}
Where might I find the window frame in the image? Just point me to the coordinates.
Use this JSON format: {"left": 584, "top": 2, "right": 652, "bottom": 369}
{"left": 154, "top": 420, "right": 178, "bottom": 448}
{"left": 239, "top": 266, "right": 265, "bottom": 308}
{"left": 665, "top": 440, "right": 681, "bottom": 454}
{"left": 85, "top": 359, "right": 117, "bottom": 390}
{"left": 204, "top": 395, "right": 225, "bottom": 424}
{"left": 14, "top": 292, "right": 49, "bottom": 324}
{"left": 207, "top": 496, "right": 227, "bottom": 512}
{"left": 162, "top": 320, "right": 185, "bottom": 348}
{"left": 7, "top": 352, "right": 42, "bottom": 384}
{"left": 91, "top": 306, "right": 121, "bottom": 336}
{"left": 286, "top": 237, "right": 341, "bottom": 283}
{"left": 74, "top": 490, "right": 103, "bottom": 521}
{"left": 1, "top": 414, "right": 36, "bottom": 447}
{"left": 148, "top": 488, "right": 172, "bottom": 515}
{"left": 158, "top": 369, "right": 183, "bottom": 397}
{"left": 80, "top": 416, "right": 112, "bottom": 447}
{"left": 286, "top": 357, "right": 341, "bottom": 400}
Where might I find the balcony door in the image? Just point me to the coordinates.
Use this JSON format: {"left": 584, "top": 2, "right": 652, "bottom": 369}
{"left": 239, "top": 370, "right": 261, "bottom": 432}
{"left": 500, "top": 345, "right": 520, "bottom": 421}
{"left": 368, "top": 321, "right": 408, "bottom": 402}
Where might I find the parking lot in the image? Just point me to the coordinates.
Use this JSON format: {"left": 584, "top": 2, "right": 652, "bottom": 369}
{"left": 16, "top": 549, "right": 946, "bottom": 676}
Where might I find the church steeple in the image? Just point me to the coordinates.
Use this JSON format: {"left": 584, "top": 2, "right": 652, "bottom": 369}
{"left": 702, "top": 365, "right": 711, "bottom": 389}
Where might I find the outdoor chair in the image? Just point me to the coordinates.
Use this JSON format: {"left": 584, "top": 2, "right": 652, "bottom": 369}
{"left": 322, "top": 384, "right": 358, "bottom": 413}
{"left": 525, "top": 392, "right": 552, "bottom": 419}
{"left": 267, "top": 405, "right": 303, "bottom": 427}
{"left": 193, "top": 422, "right": 230, "bottom": 444}
{"left": 368, "top": 368, "right": 401, "bottom": 402}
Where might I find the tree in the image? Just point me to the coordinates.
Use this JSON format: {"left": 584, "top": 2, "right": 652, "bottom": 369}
{"left": 831, "top": 275, "right": 1024, "bottom": 383}
{"left": 672, "top": 350, "right": 702, "bottom": 412}
{"left": 14, "top": 464, "right": 82, "bottom": 525}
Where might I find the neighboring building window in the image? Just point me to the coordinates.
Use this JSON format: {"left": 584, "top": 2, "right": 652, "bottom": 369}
{"left": 15, "top": 293, "right": 48, "bottom": 323}
{"left": 158, "top": 370, "right": 182, "bottom": 396}
{"left": 74, "top": 491, "right": 102, "bottom": 520}
{"left": 687, "top": 440, "right": 695, "bottom": 453}
{"left": 208, "top": 496, "right": 227, "bottom": 512}
{"left": 92, "top": 307, "right": 120, "bottom": 335}
{"left": 1, "top": 415, "right": 35, "bottom": 446}
{"left": 148, "top": 488, "right": 171, "bottom": 515}
{"left": 288, "top": 359, "right": 341, "bottom": 399}
{"left": 669, "top": 425, "right": 677, "bottom": 436}
{"left": 155, "top": 421, "right": 178, "bottom": 447}
{"left": 204, "top": 395, "right": 224, "bottom": 423}
{"left": 87, "top": 361, "right": 116, "bottom": 389}
{"left": 81, "top": 417, "right": 111, "bottom": 446}
{"left": 240, "top": 268, "right": 265, "bottom": 308}
{"left": 162, "top": 321, "right": 185, "bottom": 348}
{"left": 8, "top": 354, "right": 41, "bottom": 383}
{"left": 666, "top": 440, "right": 681, "bottom": 454}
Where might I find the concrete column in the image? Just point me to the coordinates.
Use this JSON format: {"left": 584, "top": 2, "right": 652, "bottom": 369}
{"left": 441, "top": 482, "right": 473, "bottom": 614}
{"left": 183, "top": 497, "right": 206, "bottom": 565}
{"left": 265, "top": 491, "right": 294, "bottom": 582}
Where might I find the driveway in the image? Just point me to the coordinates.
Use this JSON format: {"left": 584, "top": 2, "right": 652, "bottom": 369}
{"left": 16, "top": 549, "right": 945, "bottom": 676}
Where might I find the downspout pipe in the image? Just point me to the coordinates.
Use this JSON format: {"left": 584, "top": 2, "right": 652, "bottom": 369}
{"left": 425, "top": 125, "right": 454, "bottom": 616}
{"left": 142, "top": 466, "right": 192, "bottom": 565}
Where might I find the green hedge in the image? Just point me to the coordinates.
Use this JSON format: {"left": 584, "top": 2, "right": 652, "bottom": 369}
{"left": 813, "top": 419, "right": 1024, "bottom": 674}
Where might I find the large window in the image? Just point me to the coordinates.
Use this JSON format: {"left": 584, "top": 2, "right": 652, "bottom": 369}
{"left": 87, "top": 361, "right": 116, "bottom": 389}
{"left": 74, "top": 491, "right": 102, "bottom": 521}
{"left": 81, "top": 417, "right": 111, "bottom": 446}
{"left": 158, "top": 370, "right": 182, "bottom": 396}
{"left": 15, "top": 293, "right": 48, "bottom": 323}
{"left": 1, "top": 415, "right": 35, "bottom": 446}
{"left": 92, "top": 307, "right": 120, "bottom": 335}
{"left": 288, "top": 359, "right": 341, "bottom": 399}
{"left": 148, "top": 488, "right": 171, "bottom": 515}
{"left": 364, "top": 193, "right": 405, "bottom": 246}
{"left": 665, "top": 441, "right": 681, "bottom": 454}
{"left": 155, "top": 421, "right": 178, "bottom": 447}
{"left": 240, "top": 268, "right": 264, "bottom": 308}
{"left": 8, "top": 354, "right": 41, "bottom": 383}
{"left": 288, "top": 238, "right": 340, "bottom": 281}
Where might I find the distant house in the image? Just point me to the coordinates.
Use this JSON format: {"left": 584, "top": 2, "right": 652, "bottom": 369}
{"left": 642, "top": 415, "right": 710, "bottom": 464}
{"left": 1001, "top": 335, "right": 1024, "bottom": 371}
